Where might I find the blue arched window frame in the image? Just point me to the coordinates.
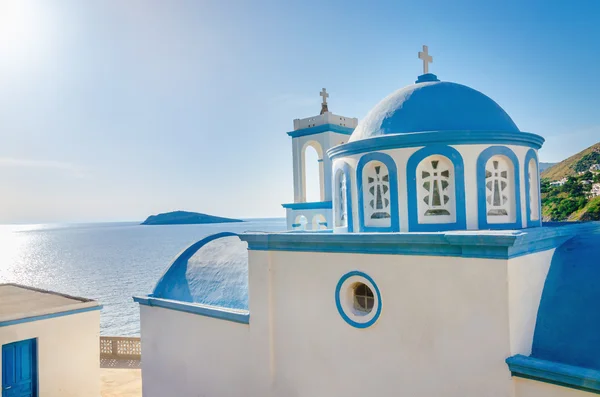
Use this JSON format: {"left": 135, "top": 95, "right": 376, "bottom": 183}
{"left": 356, "top": 152, "right": 400, "bottom": 232}
{"left": 477, "top": 146, "right": 522, "bottom": 229}
{"left": 524, "top": 148, "right": 542, "bottom": 228}
{"left": 333, "top": 161, "right": 354, "bottom": 232}
{"left": 406, "top": 145, "right": 467, "bottom": 232}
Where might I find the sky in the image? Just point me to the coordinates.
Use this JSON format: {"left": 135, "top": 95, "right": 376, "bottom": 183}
{"left": 1, "top": 0, "right": 599, "bottom": 223}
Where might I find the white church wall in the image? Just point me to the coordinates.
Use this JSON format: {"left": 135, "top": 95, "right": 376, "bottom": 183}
{"left": 507, "top": 248, "right": 554, "bottom": 356}
{"left": 139, "top": 305, "right": 255, "bottom": 397}
{"left": 332, "top": 143, "right": 537, "bottom": 232}
{"left": 514, "top": 378, "right": 596, "bottom": 397}
{"left": 0, "top": 310, "right": 100, "bottom": 397}
{"left": 264, "top": 250, "right": 515, "bottom": 397}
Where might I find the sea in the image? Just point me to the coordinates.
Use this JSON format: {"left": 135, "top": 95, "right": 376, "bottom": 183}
{"left": 0, "top": 218, "right": 286, "bottom": 336}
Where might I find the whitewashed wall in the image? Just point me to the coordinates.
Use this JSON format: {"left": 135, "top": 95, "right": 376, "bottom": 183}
{"left": 0, "top": 310, "right": 100, "bottom": 397}
{"left": 332, "top": 143, "right": 538, "bottom": 232}
{"left": 139, "top": 305, "right": 260, "bottom": 397}
{"left": 139, "top": 246, "right": 568, "bottom": 397}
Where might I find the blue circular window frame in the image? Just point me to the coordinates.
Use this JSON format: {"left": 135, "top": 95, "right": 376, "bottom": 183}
{"left": 335, "top": 271, "right": 382, "bottom": 328}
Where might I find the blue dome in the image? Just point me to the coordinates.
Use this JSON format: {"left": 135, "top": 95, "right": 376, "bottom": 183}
{"left": 349, "top": 75, "right": 519, "bottom": 142}
{"left": 152, "top": 232, "right": 249, "bottom": 310}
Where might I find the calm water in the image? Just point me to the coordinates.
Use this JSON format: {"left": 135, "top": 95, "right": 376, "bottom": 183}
{"left": 0, "top": 219, "right": 286, "bottom": 336}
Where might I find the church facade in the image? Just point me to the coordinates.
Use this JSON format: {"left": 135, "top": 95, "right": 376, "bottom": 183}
{"left": 134, "top": 47, "right": 600, "bottom": 397}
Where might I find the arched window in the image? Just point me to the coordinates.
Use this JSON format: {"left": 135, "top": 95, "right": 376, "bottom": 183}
{"left": 335, "top": 169, "right": 347, "bottom": 227}
{"left": 528, "top": 159, "right": 540, "bottom": 221}
{"left": 417, "top": 155, "right": 456, "bottom": 223}
{"left": 302, "top": 141, "right": 324, "bottom": 202}
{"left": 525, "top": 149, "right": 541, "bottom": 226}
{"left": 357, "top": 153, "right": 399, "bottom": 232}
{"left": 364, "top": 161, "right": 391, "bottom": 225}
{"left": 333, "top": 162, "right": 353, "bottom": 232}
{"left": 294, "top": 215, "right": 308, "bottom": 230}
{"left": 477, "top": 146, "right": 522, "bottom": 229}
{"left": 406, "top": 145, "right": 466, "bottom": 232}
{"left": 312, "top": 214, "right": 327, "bottom": 230}
{"left": 485, "top": 156, "right": 515, "bottom": 222}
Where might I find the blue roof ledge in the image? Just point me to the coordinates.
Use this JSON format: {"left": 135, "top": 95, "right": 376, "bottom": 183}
{"left": 133, "top": 296, "right": 250, "bottom": 325}
{"left": 286, "top": 124, "right": 354, "bottom": 138}
{"left": 281, "top": 201, "right": 332, "bottom": 210}
{"left": 239, "top": 222, "right": 600, "bottom": 259}
{"left": 506, "top": 355, "right": 600, "bottom": 394}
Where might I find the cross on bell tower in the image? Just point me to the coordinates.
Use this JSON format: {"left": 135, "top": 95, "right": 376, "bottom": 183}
{"left": 320, "top": 88, "right": 329, "bottom": 115}
{"left": 418, "top": 45, "right": 433, "bottom": 74}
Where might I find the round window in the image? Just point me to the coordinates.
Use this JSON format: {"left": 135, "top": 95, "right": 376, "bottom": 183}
{"left": 335, "top": 271, "right": 381, "bottom": 328}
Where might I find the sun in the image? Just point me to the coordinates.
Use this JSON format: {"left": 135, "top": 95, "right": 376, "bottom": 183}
{"left": 0, "top": 0, "right": 53, "bottom": 73}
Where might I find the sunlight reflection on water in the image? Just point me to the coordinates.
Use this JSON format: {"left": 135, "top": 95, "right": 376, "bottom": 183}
{"left": 0, "top": 219, "right": 285, "bottom": 336}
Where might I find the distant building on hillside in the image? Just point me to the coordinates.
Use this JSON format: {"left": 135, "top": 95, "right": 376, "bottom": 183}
{"left": 592, "top": 183, "right": 600, "bottom": 197}
{"left": 590, "top": 164, "right": 600, "bottom": 172}
{"left": 550, "top": 177, "right": 568, "bottom": 186}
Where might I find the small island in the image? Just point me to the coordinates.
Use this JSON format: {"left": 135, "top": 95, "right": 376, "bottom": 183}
{"left": 141, "top": 211, "right": 244, "bottom": 225}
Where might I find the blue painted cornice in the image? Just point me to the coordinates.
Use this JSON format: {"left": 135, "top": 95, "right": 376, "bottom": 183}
{"left": 0, "top": 304, "right": 102, "bottom": 328}
{"left": 281, "top": 201, "right": 332, "bottom": 210}
{"left": 327, "top": 130, "right": 545, "bottom": 160}
{"left": 506, "top": 354, "right": 600, "bottom": 394}
{"left": 239, "top": 222, "right": 600, "bottom": 259}
{"left": 133, "top": 296, "right": 250, "bottom": 325}
{"left": 287, "top": 124, "right": 354, "bottom": 138}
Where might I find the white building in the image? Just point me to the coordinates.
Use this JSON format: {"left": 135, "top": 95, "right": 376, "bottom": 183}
{"left": 1, "top": 283, "right": 101, "bottom": 397}
{"left": 591, "top": 183, "right": 600, "bottom": 197}
{"left": 282, "top": 88, "right": 358, "bottom": 230}
{"left": 135, "top": 47, "right": 600, "bottom": 397}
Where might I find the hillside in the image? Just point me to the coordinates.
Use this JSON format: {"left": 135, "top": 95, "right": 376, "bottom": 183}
{"left": 541, "top": 142, "right": 600, "bottom": 181}
{"left": 141, "top": 211, "right": 244, "bottom": 225}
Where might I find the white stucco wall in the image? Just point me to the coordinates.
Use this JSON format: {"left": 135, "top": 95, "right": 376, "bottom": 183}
{"left": 264, "top": 250, "right": 514, "bottom": 397}
{"left": 139, "top": 245, "right": 560, "bottom": 397}
{"left": 332, "top": 143, "right": 539, "bottom": 232}
{"left": 0, "top": 310, "right": 100, "bottom": 397}
{"left": 139, "top": 305, "right": 258, "bottom": 397}
{"left": 507, "top": 249, "right": 554, "bottom": 356}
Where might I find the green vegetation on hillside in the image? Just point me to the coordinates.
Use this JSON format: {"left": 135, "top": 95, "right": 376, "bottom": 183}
{"left": 541, "top": 142, "right": 600, "bottom": 181}
{"left": 541, "top": 171, "right": 600, "bottom": 221}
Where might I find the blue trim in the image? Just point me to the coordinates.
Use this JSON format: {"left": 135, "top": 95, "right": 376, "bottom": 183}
{"left": 335, "top": 271, "right": 382, "bottom": 328}
{"left": 524, "top": 149, "right": 542, "bottom": 228}
{"left": 239, "top": 222, "right": 600, "bottom": 259}
{"left": 356, "top": 152, "right": 400, "bottom": 232}
{"left": 406, "top": 145, "right": 467, "bottom": 231}
{"left": 328, "top": 130, "right": 544, "bottom": 160}
{"left": 281, "top": 201, "right": 332, "bottom": 210}
{"left": 0, "top": 305, "right": 102, "bottom": 328}
{"left": 287, "top": 124, "right": 354, "bottom": 138}
{"left": 133, "top": 296, "right": 249, "bottom": 324}
{"left": 477, "top": 146, "right": 523, "bottom": 229}
{"left": 506, "top": 355, "right": 600, "bottom": 394}
{"left": 333, "top": 162, "right": 354, "bottom": 232}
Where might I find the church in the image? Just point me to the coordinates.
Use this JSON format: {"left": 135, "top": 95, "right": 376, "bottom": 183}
{"left": 134, "top": 46, "right": 600, "bottom": 397}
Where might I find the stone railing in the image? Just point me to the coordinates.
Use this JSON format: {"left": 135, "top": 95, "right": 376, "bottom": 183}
{"left": 100, "top": 336, "right": 141, "bottom": 360}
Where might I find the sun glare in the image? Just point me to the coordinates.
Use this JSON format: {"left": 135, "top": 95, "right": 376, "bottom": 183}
{"left": 0, "top": 0, "right": 54, "bottom": 73}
